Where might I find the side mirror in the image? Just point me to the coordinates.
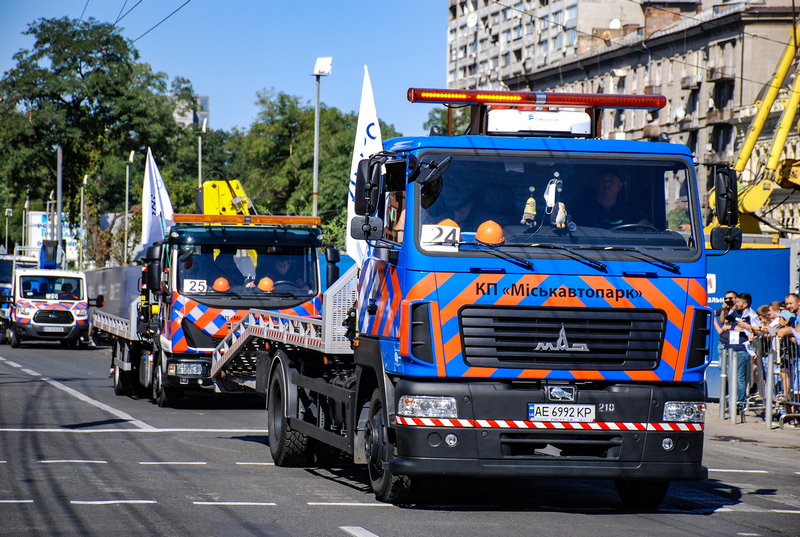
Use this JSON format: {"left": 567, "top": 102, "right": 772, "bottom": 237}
{"left": 325, "top": 246, "right": 340, "bottom": 289}
{"left": 145, "top": 244, "right": 162, "bottom": 262}
{"left": 146, "top": 262, "right": 162, "bottom": 292}
{"left": 715, "top": 168, "right": 739, "bottom": 227}
{"left": 350, "top": 216, "right": 384, "bottom": 241}
{"left": 354, "top": 159, "right": 382, "bottom": 216}
{"left": 710, "top": 226, "right": 743, "bottom": 251}
{"left": 90, "top": 294, "right": 105, "bottom": 308}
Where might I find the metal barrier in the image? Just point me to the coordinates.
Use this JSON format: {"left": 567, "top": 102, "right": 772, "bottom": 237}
{"left": 719, "top": 332, "right": 800, "bottom": 429}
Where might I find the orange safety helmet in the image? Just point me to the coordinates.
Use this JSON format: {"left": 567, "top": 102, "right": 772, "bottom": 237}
{"left": 438, "top": 218, "right": 460, "bottom": 228}
{"left": 257, "top": 277, "right": 275, "bottom": 292}
{"left": 476, "top": 220, "right": 504, "bottom": 245}
{"left": 212, "top": 277, "right": 230, "bottom": 292}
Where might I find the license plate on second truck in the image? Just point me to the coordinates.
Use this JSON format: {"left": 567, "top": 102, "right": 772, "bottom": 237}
{"left": 528, "top": 403, "right": 596, "bottom": 422}
{"left": 43, "top": 327, "right": 64, "bottom": 332}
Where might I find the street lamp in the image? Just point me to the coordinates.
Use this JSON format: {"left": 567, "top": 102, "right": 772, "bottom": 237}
{"left": 199, "top": 117, "right": 208, "bottom": 188}
{"left": 80, "top": 175, "right": 87, "bottom": 269}
{"left": 4, "top": 208, "right": 12, "bottom": 254}
{"left": 124, "top": 150, "right": 135, "bottom": 265}
{"left": 312, "top": 56, "right": 332, "bottom": 217}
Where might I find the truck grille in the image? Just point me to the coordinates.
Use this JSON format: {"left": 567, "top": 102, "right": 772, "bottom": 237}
{"left": 459, "top": 306, "right": 665, "bottom": 370}
{"left": 33, "top": 310, "right": 74, "bottom": 324}
{"left": 500, "top": 431, "right": 623, "bottom": 459}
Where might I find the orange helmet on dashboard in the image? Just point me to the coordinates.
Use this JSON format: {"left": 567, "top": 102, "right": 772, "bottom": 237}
{"left": 212, "top": 277, "right": 230, "bottom": 292}
{"left": 257, "top": 277, "right": 275, "bottom": 292}
{"left": 476, "top": 220, "right": 504, "bottom": 245}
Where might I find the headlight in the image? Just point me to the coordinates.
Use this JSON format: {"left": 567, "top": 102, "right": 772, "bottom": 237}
{"left": 663, "top": 401, "right": 706, "bottom": 423}
{"left": 398, "top": 395, "right": 458, "bottom": 418}
{"left": 74, "top": 308, "right": 88, "bottom": 319}
{"left": 16, "top": 306, "right": 32, "bottom": 316}
{"left": 169, "top": 363, "right": 204, "bottom": 376}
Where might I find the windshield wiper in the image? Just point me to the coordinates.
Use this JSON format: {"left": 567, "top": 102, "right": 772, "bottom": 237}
{"left": 580, "top": 246, "right": 680, "bottom": 273}
{"left": 461, "top": 242, "right": 534, "bottom": 270}
{"left": 505, "top": 242, "right": 607, "bottom": 271}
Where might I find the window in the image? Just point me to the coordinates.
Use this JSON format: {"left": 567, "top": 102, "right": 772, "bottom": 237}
{"left": 480, "top": 38, "right": 489, "bottom": 51}
{"left": 468, "top": 63, "right": 477, "bottom": 76}
{"left": 541, "top": 16, "right": 549, "bottom": 30}
{"left": 567, "top": 4, "right": 577, "bottom": 21}
{"left": 567, "top": 29, "right": 576, "bottom": 46}
{"left": 449, "top": 70, "right": 457, "bottom": 82}
{"left": 502, "top": 52, "right": 511, "bottom": 66}
{"left": 527, "top": 44, "right": 536, "bottom": 58}
{"left": 553, "top": 33, "right": 562, "bottom": 50}
{"left": 471, "top": 40, "right": 478, "bottom": 53}
{"left": 554, "top": 10, "right": 563, "bottom": 25}
{"left": 539, "top": 39, "right": 548, "bottom": 54}
{"left": 459, "top": 45, "right": 467, "bottom": 59}
{"left": 449, "top": 27, "right": 457, "bottom": 42}
{"left": 525, "top": 22, "right": 533, "bottom": 34}
{"left": 503, "top": 29, "right": 512, "bottom": 47}
{"left": 460, "top": 24, "right": 467, "bottom": 37}
{"left": 513, "top": 49, "right": 523, "bottom": 62}
{"left": 479, "top": 60, "right": 488, "bottom": 73}
{"left": 490, "top": 56, "right": 498, "bottom": 69}
{"left": 514, "top": 25, "right": 523, "bottom": 39}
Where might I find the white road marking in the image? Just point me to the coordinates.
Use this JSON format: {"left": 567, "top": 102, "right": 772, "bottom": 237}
{"left": 0, "top": 500, "right": 34, "bottom": 504}
{"left": 193, "top": 501, "right": 276, "bottom": 506}
{"left": 39, "top": 459, "right": 107, "bottom": 464}
{"left": 21, "top": 369, "right": 40, "bottom": 376}
{"left": 340, "top": 527, "right": 381, "bottom": 537}
{"left": 42, "top": 376, "right": 156, "bottom": 430}
{"left": 736, "top": 533, "right": 761, "bottom": 536}
{"left": 0, "top": 428, "right": 268, "bottom": 434}
{"left": 709, "top": 469, "right": 769, "bottom": 474}
{"left": 771, "top": 509, "right": 800, "bottom": 514}
{"left": 308, "top": 502, "right": 391, "bottom": 507}
{"left": 5, "top": 361, "right": 22, "bottom": 368}
{"left": 139, "top": 461, "right": 207, "bottom": 465}
{"left": 236, "top": 462, "right": 274, "bottom": 466}
{"left": 71, "top": 500, "right": 157, "bottom": 505}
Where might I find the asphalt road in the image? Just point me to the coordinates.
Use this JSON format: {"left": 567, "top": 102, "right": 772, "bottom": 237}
{"left": 1, "top": 343, "right": 799, "bottom": 537}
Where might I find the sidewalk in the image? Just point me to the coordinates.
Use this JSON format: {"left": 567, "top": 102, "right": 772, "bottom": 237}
{"left": 704, "top": 402, "right": 800, "bottom": 448}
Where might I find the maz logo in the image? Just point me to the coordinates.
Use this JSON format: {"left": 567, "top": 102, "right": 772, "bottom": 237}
{"left": 535, "top": 325, "right": 589, "bottom": 352}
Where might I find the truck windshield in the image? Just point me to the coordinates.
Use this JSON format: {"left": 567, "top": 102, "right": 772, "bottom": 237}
{"left": 19, "top": 276, "right": 84, "bottom": 301}
{"left": 177, "top": 245, "right": 318, "bottom": 298}
{"left": 416, "top": 152, "right": 699, "bottom": 261}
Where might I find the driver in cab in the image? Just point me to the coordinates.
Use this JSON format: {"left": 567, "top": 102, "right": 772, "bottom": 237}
{"left": 580, "top": 169, "right": 650, "bottom": 229}
{"left": 257, "top": 257, "right": 309, "bottom": 293}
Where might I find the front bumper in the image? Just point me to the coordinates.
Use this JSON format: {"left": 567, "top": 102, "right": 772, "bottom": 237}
{"left": 12, "top": 321, "right": 89, "bottom": 342}
{"left": 163, "top": 354, "right": 215, "bottom": 390}
{"left": 388, "top": 380, "right": 708, "bottom": 481}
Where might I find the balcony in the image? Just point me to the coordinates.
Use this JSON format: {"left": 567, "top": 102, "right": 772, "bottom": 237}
{"left": 707, "top": 66, "right": 735, "bottom": 82}
{"left": 643, "top": 123, "right": 661, "bottom": 139}
{"left": 678, "top": 116, "right": 700, "bottom": 131}
{"left": 644, "top": 85, "right": 662, "bottom": 95}
{"left": 680, "top": 75, "right": 701, "bottom": 90}
{"left": 706, "top": 108, "right": 734, "bottom": 124}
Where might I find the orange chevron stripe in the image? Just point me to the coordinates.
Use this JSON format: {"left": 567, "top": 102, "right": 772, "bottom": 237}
{"left": 626, "top": 370, "right": 661, "bottom": 381}
{"left": 383, "top": 268, "right": 402, "bottom": 337}
{"left": 429, "top": 302, "right": 447, "bottom": 377}
{"left": 494, "top": 274, "right": 548, "bottom": 306}
{"left": 661, "top": 339, "right": 678, "bottom": 370}
{"left": 443, "top": 332, "right": 462, "bottom": 363}
{"left": 399, "top": 300, "right": 411, "bottom": 356}
{"left": 440, "top": 273, "right": 505, "bottom": 324}
{"left": 624, "top": 277, "right": 684, "bottom": 329}
{"left": 370, "top": 267, "right": 389, "bottom": 336}
{"left": 570, "top": 370, "right": 606, "bottom": 380}
{"left": 463, "top": 366, "right": 497, "bottom": 377}
{"left": 674, "top": 305, "right": 695, "bottom": 380}
{"left": 542, "top": 284, "right": 586, "bottom": 308}
{"left": 685, "top": 278, "right": 707, "bottom": 306}
{"left": 580, "top": 275, "right": 635, "bottom": 308}
{"left": 173, "top": 336, "right": 188, "bottom": 353}
{"left": 196, "top": 308, "right": 221, "bottom": 333}
{"left": 406, "top": 272, "right": 446, "bottom": 301}
{"left": 518, "top": 369, "right": 551, "bottom": 379}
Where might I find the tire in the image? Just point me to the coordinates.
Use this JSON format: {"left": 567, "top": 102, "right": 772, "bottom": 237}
{"left": 0, "top": 328, "right": 7, "bottom": 345}
{"left": 365, "top": 387, "right": 412, "bottom": 504}
{"left": 615, "top": 480, "right": 670, "bottom": 509}
{"left": 152, "top": 352, "right": 178, "bottom": 408}
{"left": 266, "top": 361, "right": 308, "bottom": 466}
{"left": 9, "top": 329, "right": 20, "bottom": 348}
{"left": 113, "top": 341, "right": 133, "bottom": 396}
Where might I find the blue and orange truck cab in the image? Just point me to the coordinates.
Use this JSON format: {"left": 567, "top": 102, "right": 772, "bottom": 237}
{"left": 342, "top": 88, "right": 742, "bottom": 506}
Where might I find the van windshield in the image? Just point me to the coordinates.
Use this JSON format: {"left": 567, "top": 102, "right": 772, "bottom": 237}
{"left": 20, "top": 276, "right": 84, "bottom": 301}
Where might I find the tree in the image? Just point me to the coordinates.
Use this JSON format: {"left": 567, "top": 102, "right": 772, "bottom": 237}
{"left": 423, "top": 105, "right": 471, "bottom": 136}
{"left": 0, "top": 17, "right": 195, "bottom": 265}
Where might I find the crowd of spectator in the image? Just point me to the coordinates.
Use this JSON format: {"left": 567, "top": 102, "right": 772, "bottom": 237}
{"left": 714, "top": 291, "right": 800, "bottom": 426}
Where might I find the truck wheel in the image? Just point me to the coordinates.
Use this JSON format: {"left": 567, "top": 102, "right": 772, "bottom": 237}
{"left": 267, "top": 362, "right": 308, "bottom": 466}
{"left": 153, "top": 355, "right": 178, "bottom": 408}
{"left": 614, "top": 480, "right": 670, "bottom": 509}
{"left": 365, "top": 387, "right": 412, "bottom": 504}
{"left": 112, "top": 342, "right": 133, "bottom": 396}
{"left": 9, "top": 330, "right": 20, "bottom": 348}
{"left": 0, "top": 328, "right": 6, "bottom": 345}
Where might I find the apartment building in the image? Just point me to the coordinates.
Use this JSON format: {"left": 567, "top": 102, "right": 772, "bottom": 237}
{"left": 447, "top": 0, "right": 799, "bottom": 227}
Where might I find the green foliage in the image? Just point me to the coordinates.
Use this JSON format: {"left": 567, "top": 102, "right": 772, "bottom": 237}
{"left": 423, "top": 105, "right": 471, "bottom": 136}
{"left": 667, "top": 208, "right": 690, "bottom": 229}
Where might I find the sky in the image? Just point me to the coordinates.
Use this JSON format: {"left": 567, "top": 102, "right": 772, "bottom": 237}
{"left": 0, "top": 0, "right": 447, "bottom": 137}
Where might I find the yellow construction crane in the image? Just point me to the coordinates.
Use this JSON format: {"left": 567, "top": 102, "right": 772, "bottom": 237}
{"left": 708, "top": 20, "right": 800, "bottom": 234}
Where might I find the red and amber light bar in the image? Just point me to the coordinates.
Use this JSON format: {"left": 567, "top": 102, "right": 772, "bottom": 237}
{"left": 173, "top": 214, "right": 321, "bottom": 225}
{"left": 407, "top": 88, "right": 666, "bottom": 110}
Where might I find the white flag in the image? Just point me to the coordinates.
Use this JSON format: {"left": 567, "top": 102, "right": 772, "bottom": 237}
{"left": 141, "top": 147, "right": 174, "bottom": 248}
{"left": 346, "top": 66, "right": 383, "bottom": 268}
